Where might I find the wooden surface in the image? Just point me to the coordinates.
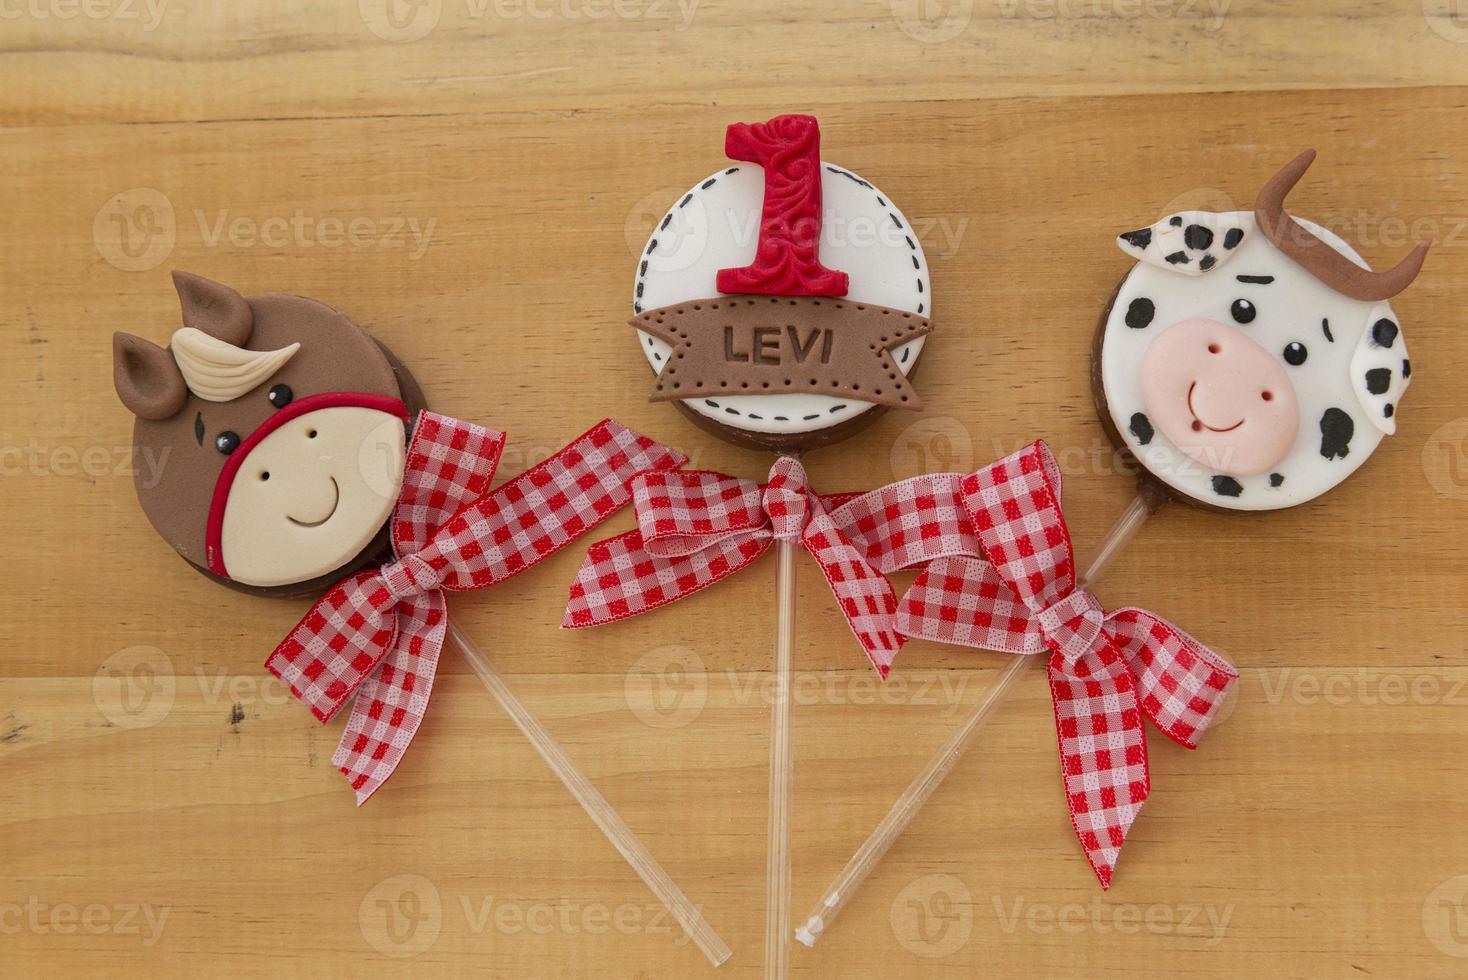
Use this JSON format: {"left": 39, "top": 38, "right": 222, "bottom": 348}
{"left": 3, "top": 2, "right": 1467, "bottom": 976}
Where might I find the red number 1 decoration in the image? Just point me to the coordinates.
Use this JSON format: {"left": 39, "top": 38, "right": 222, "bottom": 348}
{"left": 716, "top": 114, "right": 850, "bottom": 298}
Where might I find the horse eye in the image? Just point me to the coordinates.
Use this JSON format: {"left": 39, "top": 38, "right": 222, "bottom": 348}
{"left": 1283, "top": 342, "right": 1308, "bottom": 366}
{"left": 215, "top": 431, "right": 241, "bottom": 455}
{"left": 1230, "top": 299, "right": 1256, "bottom": 324}
{"left": 268, "top": 384, "right": 293, "bottom": 409}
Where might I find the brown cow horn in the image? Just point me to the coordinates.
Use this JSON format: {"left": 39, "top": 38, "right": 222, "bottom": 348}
{"left": 114, "top": 332, "right": 187, "bottom": 420}
{"left": 172, "top": 271, "right": 253, "bottom": 345}
{"left": 1254, "top": 149, "right": 1430, "bottom": 301}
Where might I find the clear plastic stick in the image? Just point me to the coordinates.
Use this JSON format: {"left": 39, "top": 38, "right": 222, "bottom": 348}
{"left": 765, "top": 536, "right": 798, "bottom": 979}
{"left": 794, "top": 488, "right": 1166, "bottom": 948}
{"left": 447, "top": 618, "right": 733, "bottom": 968}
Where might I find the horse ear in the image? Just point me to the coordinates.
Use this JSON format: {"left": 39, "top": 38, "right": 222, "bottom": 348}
{"left": 172, "top": 271, "right": 252, "bottom": 345}
{"left": 114, "top": 332, "right": 188, "bottom": 420}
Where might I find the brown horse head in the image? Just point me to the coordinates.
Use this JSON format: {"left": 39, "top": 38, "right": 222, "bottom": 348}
{"left": 115, "top": 272, "right": 424, "bottom": 595}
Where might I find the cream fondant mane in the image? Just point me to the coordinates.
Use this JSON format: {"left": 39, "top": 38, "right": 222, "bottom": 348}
{"left": 170, "top": 327, "right": 300, "bottom": 402}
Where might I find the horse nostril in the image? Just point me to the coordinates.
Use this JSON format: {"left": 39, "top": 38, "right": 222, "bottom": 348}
{"left": 1261, "top": 391, "right": 1274, "bottom": 402}
{"left": 1207, "top": 343, "right": 1221, "bottom": 354}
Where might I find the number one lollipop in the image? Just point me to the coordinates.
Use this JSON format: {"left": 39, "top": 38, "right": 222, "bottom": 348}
{"left": 797, "top": 150, "right": 1430, "bottom": 943}
{"left": 581, "top": 113, "right": 934, "bottom": 978}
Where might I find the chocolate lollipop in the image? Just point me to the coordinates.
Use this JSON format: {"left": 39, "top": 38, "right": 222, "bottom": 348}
{"left": 795, "top": 151, "right": 1430, "bottom": 945}
{"left": 580, "top": 113, "right": 933, "bottom": 978}
{"left": 114, "top": 273, "right": 730, "bottom": 966}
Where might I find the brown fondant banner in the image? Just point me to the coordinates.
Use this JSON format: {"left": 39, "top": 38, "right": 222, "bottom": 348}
{"left": 632, "top": 297, "right": 930, "bottom": 409}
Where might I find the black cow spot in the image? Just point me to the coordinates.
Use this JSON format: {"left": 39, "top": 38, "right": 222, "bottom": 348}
{"left": 1384, "top": 403, "right": 1395, "bottom": 419}
{"left": 1371, "top": 318, "right": 1399, "bottom": 348}
{"left": 1165, "top": 251, "right": 1189, "bottom": 265}
{"left": 1199, "top": 255, "right": 1217, "bottom": 272}
{"left": 1223, "top": 228, "right": 1244, "bottom": 249}
{"left": 1365, "top": 368, "right": 1392, "bottom": 395}
{"left": 1212, "top": 476, "right": 1243, "bottom": 497}
{"left": 1125, "top": 297, "right": 1156, "bottom": 329}
{"left": 1319, "top": 407, "right": 1354, "bottom": 461}
{"left": 1129, "top": 412, "right": 1154, "bottom": 445}
{"left": 1269, "top": 473, "right": 1284, "bottom": 487}
{"left": 1169, "top": 216, "right": 1183, "bottom": 227}
{"left": 1185, "top": 224, "right": 1215, "bottom": 250}
{"left": 1402, "top": 358, "right": 1411, "bottom": 378}
{"left": 1120, "top": 228, "right": 1152, "bottom": 249}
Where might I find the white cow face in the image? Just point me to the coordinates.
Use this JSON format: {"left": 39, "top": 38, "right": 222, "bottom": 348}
{"left": 1098, "top": 212, "right": 1412, "bottom": 510}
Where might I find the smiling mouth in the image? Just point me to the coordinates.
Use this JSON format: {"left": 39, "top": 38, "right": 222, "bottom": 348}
{"left": 1187, "top": 382, "right": 1244, "bottom": 433}
{"left": 287, "top": 477, "right": 340, "bottom": 528}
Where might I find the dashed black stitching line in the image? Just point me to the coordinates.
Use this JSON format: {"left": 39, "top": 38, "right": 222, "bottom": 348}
{"left": 636, "top": 167, "right": 924, "bottom": 428}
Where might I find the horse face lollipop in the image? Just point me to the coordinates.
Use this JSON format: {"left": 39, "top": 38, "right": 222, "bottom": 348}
{"left": 631, "top": 113, "right": 932, "bottom": 452}
{"left": 113, "top": 272, "right": 424, "bottom": 595}
{"left": 1094, "top": 151, "right": 1428, "bottom": 510}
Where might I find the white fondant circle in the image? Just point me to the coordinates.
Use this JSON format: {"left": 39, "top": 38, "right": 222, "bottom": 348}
{"left": 1101, "top": 214, "right": 1408, "bottom": 511}
{"left": 633, "top": 162, "right": 930, "bottom": 437}
{"left": 220, "top": 407, "right": 406, "bottom": 587}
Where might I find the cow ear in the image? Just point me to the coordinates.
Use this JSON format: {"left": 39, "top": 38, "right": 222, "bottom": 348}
{"left": 1349, "top": 305, "right": 1410, "bottom": 435}
{"left": 172, "top": 271, "right": 252, "bottom": 345}
{"left": 114, "top": 332, "right": 188, "bottom": 420}
{"left": 1117, "top": 211, "right": 1249, "bottom": 277}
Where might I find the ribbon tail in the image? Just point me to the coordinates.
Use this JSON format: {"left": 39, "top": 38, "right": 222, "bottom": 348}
{"left": 1105, "top": 608, "right": 1240, "bottom": 749}
{"left": 1049, "top": 646, "right": 1149, "bottom": 890}
{"left": 265, "top": 569, "right": 398, "bottom": 724}
{"left": 895, "top": 557, "right": 1047, "bottom": 655}
{"left": 801, "top": 508, "right": 903, "bottom": 677}
{"left": 331, "top": 591, "right": 448, "bottom": 805}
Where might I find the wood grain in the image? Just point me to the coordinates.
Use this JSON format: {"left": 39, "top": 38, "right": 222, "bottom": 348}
{"left": 3, "top": 3, "right": 1468, "bottom": 977}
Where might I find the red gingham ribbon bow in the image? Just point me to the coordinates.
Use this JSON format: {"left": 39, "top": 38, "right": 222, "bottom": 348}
{"left": 894, "top": 441, "right": 1238, "bottom": 888}
{"left": 266, "top": 414, "right": 685, "bottom": 803}
{"left": 563, "top": 457, "right": 905, "bottom": 674}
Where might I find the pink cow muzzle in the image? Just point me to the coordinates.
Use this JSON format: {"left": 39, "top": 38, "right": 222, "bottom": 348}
{"left": 1139, "top": 318, "right": 1298, "bottom": 476}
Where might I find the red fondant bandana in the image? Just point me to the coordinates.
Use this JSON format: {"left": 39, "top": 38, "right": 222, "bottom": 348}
{"left": 562, "top": 458, "right": 907, "bottom": 675}
{"left": 266, "top": 414, "right": 685, "bottom": 803}
{"left": 894, "top": 441, "right": 1238, "bottom": 888}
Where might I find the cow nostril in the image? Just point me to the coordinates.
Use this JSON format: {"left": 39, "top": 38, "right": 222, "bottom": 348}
{"left": 1207, "top": 343, "right": 1221, "bottom": 354}
{"left": 260, "top": 471, "right": 270, "bottom": 482}
{"left": 1261, "top": 391, "right": 1274, "bottom": 402}
{"left": 307, "top": 430, "right": 317, "bottom": 439}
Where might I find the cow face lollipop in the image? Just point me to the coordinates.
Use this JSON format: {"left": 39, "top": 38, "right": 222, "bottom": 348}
{"left": 1094, "top": 151, "right": 1428, "bottom": 510}
{"left": 631, "top": 113, "right": 932, "bottom": 453}
{"left": 113, "top": 272, "right": 424, "bottom": 595}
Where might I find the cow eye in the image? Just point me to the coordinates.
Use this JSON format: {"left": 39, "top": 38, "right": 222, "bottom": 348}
{"left": 267, "top": 384, "right": 294, "bottom": 409}
{"left": 215, "top": 431, "right": 241, "bottom": 455}
{"left": 1283, "top": 342, "right": 1308, "bottom": 366}
{"left": 1230, "top": 299, "right": 1257, "bottom": 324}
